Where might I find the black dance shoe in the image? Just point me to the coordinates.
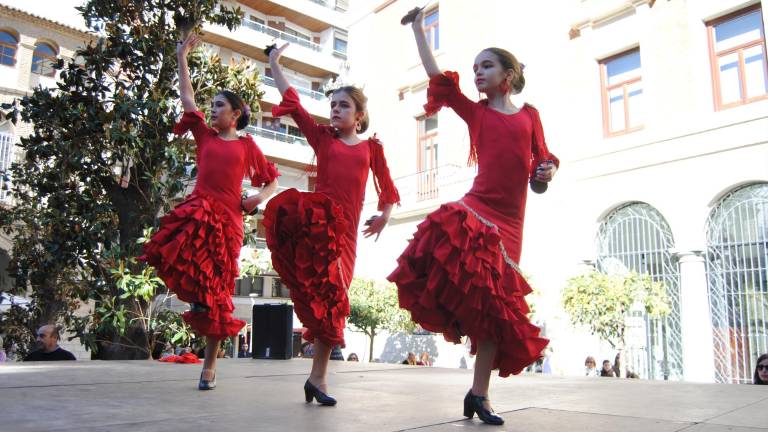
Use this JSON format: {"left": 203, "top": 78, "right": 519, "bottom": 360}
{"left": 304, "top": 379, "right": 337, "bottom": 406}
{"left": 190, "top": 302, "right": 209, "bottom": 313}
{"left": 463, "top": 390, "right": 504, "bottom": 425}
{"left": 198, "top": 370, "right": 216, "bottom": 391}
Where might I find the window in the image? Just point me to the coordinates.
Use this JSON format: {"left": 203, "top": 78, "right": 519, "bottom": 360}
{"left": 284, "top": 27, "right": 310, "bottom": 42}
{"left": 286, "top": 125, "right": 304, "bottom": 139}
{"left": 0, "top": 133, "right": 14, "bottom": 203}
{"left": 600, "top": 49, "right": 643, "bottom": 137}
{"left": 249, "top": 15, "right": 265, "bottom": 25}
{"left": 334, "top": 37, "right": 347, "bottom": 54}
{"left": 706, "top": 183, "right": 768, "bottom": 383}
{"left": 0, "top": 31, "right": 18, "bottom": 66}
{"left": 707, "top": 5, "right": 768, "bottom": 109}
{"left": 335, "top": 0, "right": 349, "bottom": 12}
{"left": 31, "top": 42, "right": 57, "bottom": 77}
{"left": 333, "top": 29, "right": 348, "bottom": 59}
{"left": 596, "top": 203, "right": 683, "bottom": 381}
{"left": 424, "top": 9, "right": 439, "bottom": 51}
{"left": 417, "top": 115, "right": 438, "bottom": 200}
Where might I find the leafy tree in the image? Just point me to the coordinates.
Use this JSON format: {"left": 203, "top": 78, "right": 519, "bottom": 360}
{"left": 347, "top": 278, "right": 415, "bottom": 362}
{"left": 562, "top": 269, "right": 670, "bottom": 377}
{"left": 0, "top": 0, "right": 264, "bottom": 358}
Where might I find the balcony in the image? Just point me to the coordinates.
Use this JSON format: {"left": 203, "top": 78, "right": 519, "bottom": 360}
{"left": 238, "top": 0, "right": 347, "bottom": 32}
{"left": 203, "top": 19, "right": 343, "bottom": 78}
{"left": 244, "top": 125, "right": 315, "bottom": 165}
{"left": 374, "top": 165, "right": 477, "bottom": 218}
{"left": 261, "top": 76, "right": 325, "bottom": 101}
{"left": 259, "top": 76, "right": 329, "bottom": 120}
{"left": 241, "top": 19, "right": 322, "bottom": 52}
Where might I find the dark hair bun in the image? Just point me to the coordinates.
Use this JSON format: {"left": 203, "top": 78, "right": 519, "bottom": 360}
{"left": 237, "top": 109, "right": 250, "bottom": 130}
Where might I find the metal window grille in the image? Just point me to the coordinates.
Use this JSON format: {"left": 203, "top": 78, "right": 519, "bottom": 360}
{"left": 596, "top": 203, "right": 684, "bottom": 380}
{"left": 706, "top": 183, "right": 768, "bottom": 384}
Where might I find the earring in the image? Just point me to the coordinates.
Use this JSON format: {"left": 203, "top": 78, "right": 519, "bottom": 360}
{"left": 355, "top": 121, "right": 361, "bottom": 132}
{"left": 500, "top": 80, "right": 510, "bottom": 94}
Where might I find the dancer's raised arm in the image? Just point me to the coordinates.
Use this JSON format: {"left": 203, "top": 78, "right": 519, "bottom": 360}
{"left": 177, "top": 33, "right": 199, "bottom": 112}
{"left": 410, "top": 9, "right": 441, "bottom": 78}
{"left": 268, "top": 43, "right": 292, "bottom": 96}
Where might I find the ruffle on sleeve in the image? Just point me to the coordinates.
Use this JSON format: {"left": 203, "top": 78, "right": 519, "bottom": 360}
{"left": 271, "top": 87, "right": 301, "bottom": 118}
{"left": 172, "top": 111, "right": 207, "bottom": 136}
{"left": 244, "top": 135, "right": 280, "bottom": 187}
{"left": 527, "top": 105, "right": 560, "bottom": 179}
{"left": 369, "top": 135, "right": 401, "bottom": 211}
{"left": 423, "top": 71, "right": 462, "bottom": 117}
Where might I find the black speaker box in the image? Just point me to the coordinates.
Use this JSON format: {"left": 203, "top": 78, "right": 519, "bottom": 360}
{"left": 251, "top": 303, "right": 294, "bottom": 360}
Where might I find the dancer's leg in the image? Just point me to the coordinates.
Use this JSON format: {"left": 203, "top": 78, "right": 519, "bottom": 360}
{"left": 202, "top": 337, "right": 220, "bottom": 380}
{"left": 471, "top": 339, "right": 496, "bottom": 411}
{"left": 308, "top": 339, "right": 332, "bottom": 392}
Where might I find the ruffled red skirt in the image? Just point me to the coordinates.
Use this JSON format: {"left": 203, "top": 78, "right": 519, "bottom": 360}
{"left": 139, "top": 192, "right": 245, "bottom": 339}
{"left": 388, "top": 201, "right": 548, "bottom": 377}
{"left": 262, "top": 189, "right": 350, "bottom": 347}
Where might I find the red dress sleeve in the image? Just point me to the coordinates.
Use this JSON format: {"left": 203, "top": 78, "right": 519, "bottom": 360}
{"left": 424, "top": 72, "right": 483, "bottom": 166}
{"left": 526, "top": 105, "right": 560, "bottom": 179}
{"left": 271, "top": 87, "right": 334, "bottom": 152}
{"left": 368, "top": 135, "right": 401, "bottom": 211}
{"left": 243, "top": 135, "right": 280, "bottom": 187}
{"left": 173, "top": 111, "right": 215, "bottom": 155}
{"left": 424, "top": 71, "right": 477, "bottom": 125}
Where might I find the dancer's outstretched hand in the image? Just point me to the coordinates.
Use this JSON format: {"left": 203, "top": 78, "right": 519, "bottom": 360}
{"left": 177, "top": 33, "right": 200, "bottom": 58}
{"left": 401, "top": 6, "right": 424, "bottom": 26}
{"left": 534, "top": 160, "right": 557, "bottom": 182}
{"left": 268, "top": 42, "right": 290, "bottom": 63}
{"left": 362, "top": 214, "right": 388, "bottom": 241}
{"left": 410, "top": 8, "right": 424, "bottom": 30}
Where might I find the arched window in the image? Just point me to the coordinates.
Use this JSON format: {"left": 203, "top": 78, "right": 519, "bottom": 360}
{"left": 706, "top": 183, "right": 768, "bottom": 383}
{"left": 31, "top": 42, "right": 57, "bottom": 76}
{"left": 597, "top": 202, "right": 683, "bottom": 380}
{"left": 0, "top": 31, "right": 18, "bottom": 66}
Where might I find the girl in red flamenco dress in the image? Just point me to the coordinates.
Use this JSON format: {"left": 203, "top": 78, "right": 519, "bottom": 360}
{"left": 388, "top": 9, "right": 559, "bottom": 426}
{"left": 139, "top": 33, "right": 279, "bottom": 390}
{"left": 263, "top": 43, "right": 400, "bottom": 406}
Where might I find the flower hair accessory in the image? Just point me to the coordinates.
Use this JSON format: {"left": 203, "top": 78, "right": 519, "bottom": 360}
{"left": 243, "top": 104, "right": 251, "bottom": 116}
{"left": 521, "top": 63, "right": 526, "bottom": 71}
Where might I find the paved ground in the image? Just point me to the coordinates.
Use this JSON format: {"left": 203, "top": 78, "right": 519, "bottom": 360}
{"left": 1, "top": 359, "right": 767, "bottom": 431}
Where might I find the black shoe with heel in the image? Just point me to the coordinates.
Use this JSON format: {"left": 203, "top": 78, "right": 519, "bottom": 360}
{"left": 198, "top": 370, "right": 216, "bottom": 391}
{"left": 463, "top": 390, "right": 504, "bottom": 425}
{"left": 304, "top": 379, "right": 337, "bottom": 406}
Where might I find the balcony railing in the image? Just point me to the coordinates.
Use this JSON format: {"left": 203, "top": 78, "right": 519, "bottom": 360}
{"left": 308, "top": 0, "right": 347, "bottom": 10}
{"left": 385, "top": 164, "right": 478, "bottom": 207}
{"left": 244, "top": 125, "right": 309, "bottom": 146}
{"left": 262, "top": 76, "right": 326, "bottom": 101}
{"left": 242, "top": 19, "right": 322, "bottom": 52}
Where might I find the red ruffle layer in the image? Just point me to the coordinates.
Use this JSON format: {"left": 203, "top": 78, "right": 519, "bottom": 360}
{"left": 139, "top": 192, "right": 245, "bottom": 339}
{"left": 262, "top": 189, "right": 350, "bottom": 347}
{"left": 388, "top": 202, "right": 548, "bottom": 377}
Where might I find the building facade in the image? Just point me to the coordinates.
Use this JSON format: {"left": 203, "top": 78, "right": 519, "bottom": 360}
{"left": 349, "top": 0, "right": 768, "bottom": 383}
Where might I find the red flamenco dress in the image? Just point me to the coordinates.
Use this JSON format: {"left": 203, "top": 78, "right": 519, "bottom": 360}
{"left": 140, "top": 111, "right": 279, "bottom": 339}
{"left": 388, "top": 72, "right": 558, "bottom": 377}
{"left": 262, "top": 88, "right": 400, "bottom": 348}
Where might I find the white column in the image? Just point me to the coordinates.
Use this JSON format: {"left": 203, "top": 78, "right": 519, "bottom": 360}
{"left": 677, "top": 251, "right": 716, "bottom": 382}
